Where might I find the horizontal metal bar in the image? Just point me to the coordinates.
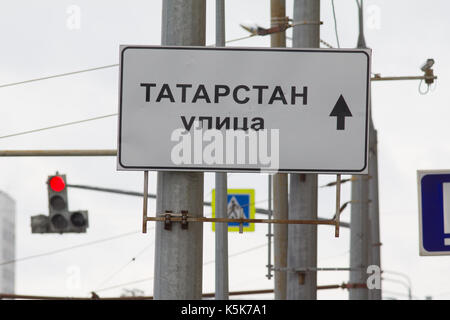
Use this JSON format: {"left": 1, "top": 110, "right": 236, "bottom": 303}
{"left": 1, "top": 284, "right": 363, "bottom": 300}
{"left": 371, "top": 75, "right": 437, "bottom": 81}
{"left": 0, "top": 293, "right": 87, "bottom": 300}
{"left": 202, "top": 289, "right": 274, "bottom": 298}
{"left": 63, "top": 184, "right": 351, "bottom": 228}
{"left": 272, "top": 267, "right": 361, "bottom": 272}
{"left": 0, "top": 150, "right": 116, "bottom": 157}
{"left": 146, "top": 216, "right": 336, "bottom": 225}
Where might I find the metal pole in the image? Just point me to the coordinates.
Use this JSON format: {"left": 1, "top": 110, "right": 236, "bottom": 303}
{"left": 368, "top": 122, "right": 381, "bottom": 300}
{"left": 214, "top": 0, "right": 229, "bottom": 301}
{"left": 143, "top": 171, "right": 149, "bottom": 233}
{"left": 271, "top": 0, "right": 286, "bottom": 48}
{"left": 0, "top": 150, "right": 117, "bottom": 157}
{"left": 154, "top": 0, "right": 206, "bottom": 300}
{"left": 349, "top": 0, "right": 370, "bottom": 300}
{"left": 287, "top": 0, "right": 320, "bottom": 300}
{"left": 271, "top": 0, "right": 288, "bottom": 301}
{"left": 349, "top": 175, "right": 369, "bottom": 300}
{"left": 273, "top": 173, "right": 288, "bottom": 299}
{"left": 266, "top": 175, "right": 273, "bottom": 279}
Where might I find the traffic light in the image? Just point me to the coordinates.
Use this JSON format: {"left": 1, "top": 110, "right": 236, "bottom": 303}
{"left": 48, "top": 174, "right": 70, "bottom": 232}
{"left": 31, "top": 172, "right": 89, "bottom": 234}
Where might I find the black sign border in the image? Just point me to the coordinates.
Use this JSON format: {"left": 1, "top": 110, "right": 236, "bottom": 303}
{"left": 117, "top": 45, "right": 371, "bottom": 173}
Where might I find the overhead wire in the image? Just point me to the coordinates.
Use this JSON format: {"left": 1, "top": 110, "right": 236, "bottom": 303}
{"left": 0, "top": 64, "right": 118, "bottom": 89}
{"left": 0, "top": 31, "right": 334, "bottom": 143}
{"left": 0, "top": 113, "right": 118, "bottom": 140}
{"left": 95, "top": 242, "right": 267, "bottom": 293}
{"left": 382, "top": 289, "right": 420, "bottom": 300}
{"left": 93, "top": 231, "right": 155, "bottom": 292}
{"left": 0, "top": 230, "right": 139, "bottom": 266}
{"left": 0, "top": 35, "right": 257, "bottom": 91}
{"left": 0, "top": 30, "right": 332, "bottom": 92}
{"left": 331, "top": 0, "right": 341, "bottom": 48}
{"left": 0, "top": 35, "right": 269, "bottom": 142}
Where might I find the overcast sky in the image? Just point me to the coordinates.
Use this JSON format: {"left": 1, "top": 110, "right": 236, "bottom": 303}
{"left": 0, "top": 0, "right": 449, "bottom": 300}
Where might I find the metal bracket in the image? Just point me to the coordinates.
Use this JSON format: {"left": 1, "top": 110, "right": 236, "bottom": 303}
{"left": 298, "top": 272, "right": 306, "bottom": 285}
{"left": 424, "top": 68, "right": 435, "bottom": 84}
{"left": 181, "top": 210, "right": 189, "bottom": 230}
{"left": 291, "top": 20, "right": 323, "bottom": 26}
{"left": 373, "top": 242, "right": 383, "bottom": 247}
{"left": 265, "top": 264, "right": 273, "bottom": 280}
{"left": 160, "top": 210, "right": 190, "bottom": 231}
{"left": 164, "top": 210, "right": 173, "bottom": 230}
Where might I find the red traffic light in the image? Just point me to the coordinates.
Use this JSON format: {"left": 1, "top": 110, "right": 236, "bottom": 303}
{"left": 49, "top": 176, "right": 66, "bottom": 192}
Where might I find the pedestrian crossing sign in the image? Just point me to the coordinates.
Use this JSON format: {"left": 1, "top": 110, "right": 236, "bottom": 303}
{"left": 211, "top": 189, "right": 255, "bottom": 232}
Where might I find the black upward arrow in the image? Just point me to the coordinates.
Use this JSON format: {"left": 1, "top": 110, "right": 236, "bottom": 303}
{"left": 329, "top": 95, "right": 352, "bottom": 130}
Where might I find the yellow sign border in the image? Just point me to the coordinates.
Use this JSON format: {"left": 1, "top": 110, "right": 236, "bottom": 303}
{"left": 211, "top": 189, "right": 255, "bottom": 232}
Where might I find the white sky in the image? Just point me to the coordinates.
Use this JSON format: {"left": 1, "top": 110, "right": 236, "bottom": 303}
{"left": 0, "top": 0, "right": 449, "bottom": 300}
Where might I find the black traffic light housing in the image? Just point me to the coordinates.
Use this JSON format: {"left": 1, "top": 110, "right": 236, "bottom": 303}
{"left": 48, "top": 174, "right": 70, "bottom": 233}
{"left": 31, "top": 172, "right": 89, "bottom": 234}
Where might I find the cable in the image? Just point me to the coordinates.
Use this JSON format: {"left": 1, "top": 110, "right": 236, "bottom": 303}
{"left": 93, "top": 231, "right": 155, "bottom": 291}
{"left": 320, "top": 38, "right": 334, "bottom": 48}
{"left": 0, "top": 230, "right": 139, "bottom": 266}
{"left": 204, "top": 243, "right": 267, "bottom": 265}
{"left": 0, "top": 64, "right": 118, "bottom": 89}
{"left": 0, "top": 113, "right": 117, "bottom": 140}
{"left": 95, "top": 242, "right": 267, "bottom": 293}
{"left": 382, "top": 289, "right": 420, "bottom": 300}
{"left": 0, "top": 35, "right": 254, "bottom": 90}
{"left": 320, "top": 177, "right": 353, "bottom": 187}
{"left": 0, "top": 28, "right": 340, "bottom": 91}
{"left": 331, "top": 0, "right": 341, "bottom": 48}
{"left": 0, "top": 32, "right": 334, "bottom": 92}
{"left": 95, "top": 276, "right": 153, "bottom": 293}
{"left": 418, "top": 79, "right": 430, "bottom": 95}
{"left": 224, "top": 34, "right": 256, "bottom": 44}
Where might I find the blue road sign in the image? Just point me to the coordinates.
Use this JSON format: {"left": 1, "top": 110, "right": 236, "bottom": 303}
{"left": 211, "top": 189, "right": 255, "bottom": 232}
{"left": 418, "top": 170, "right": 450, "bottom": 255}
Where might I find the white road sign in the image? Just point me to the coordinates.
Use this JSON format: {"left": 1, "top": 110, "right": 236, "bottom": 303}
{"left": 118, "top": 45, "right": 371, "bottom": 173}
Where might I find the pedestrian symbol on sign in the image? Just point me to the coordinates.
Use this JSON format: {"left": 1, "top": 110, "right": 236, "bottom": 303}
{"left": 227, "top": 196, "right": 245, "bottom": 219}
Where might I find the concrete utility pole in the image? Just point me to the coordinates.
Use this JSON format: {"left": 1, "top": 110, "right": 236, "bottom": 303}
{"left": 215, "top": 0, "right": 229, "bottom": 300}
{"left": 270, "top": 0, "right": 288, "bottom": 300}
{"left": 287, "top": 0, "right": 320, "bottom": 300}
{"left": 368, "top": 120, "right": 381, "bottom": 300}
{"left": 349, "top": 0, "right": 372, "bottom": 300}
{"left": 154, "top": 0, "right": 206, "bottom": 300}
{"left": 349, "top": 170, "right": 369, "bottom": 300}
